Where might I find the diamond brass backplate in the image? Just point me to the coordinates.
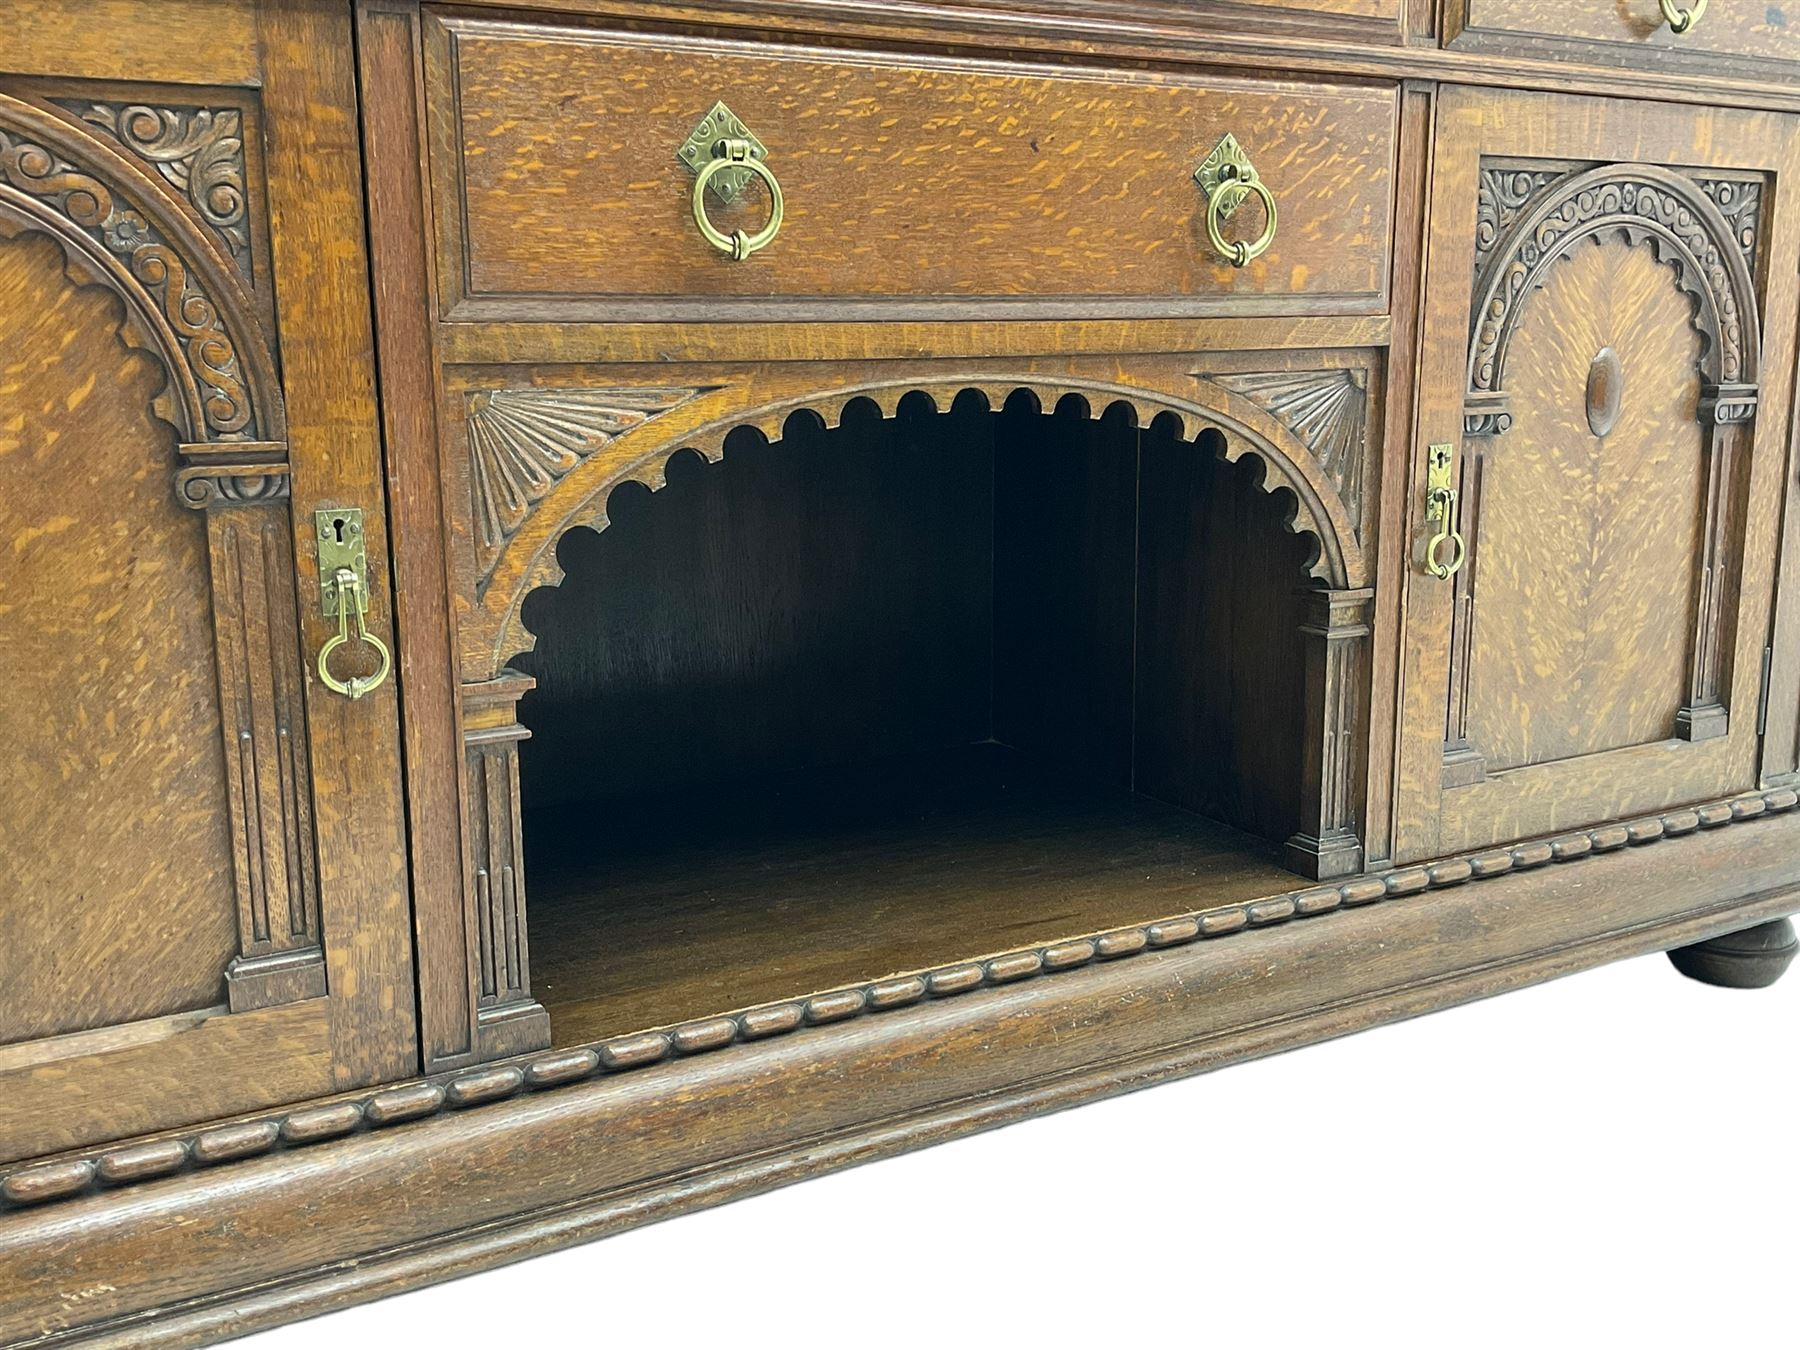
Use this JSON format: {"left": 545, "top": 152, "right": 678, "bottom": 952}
{"left": 1194, "top": 133, "right": 1256, "bottom": 221}
{"left": 676, "top": 100, "right": 768, "bottom": 206}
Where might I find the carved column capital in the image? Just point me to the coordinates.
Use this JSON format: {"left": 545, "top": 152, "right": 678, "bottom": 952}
{"left": 174, "top": 440, "right": 291, "bottom": 508}
{"left": 1699, "top": 383, "right": 1759, "bottom": 426}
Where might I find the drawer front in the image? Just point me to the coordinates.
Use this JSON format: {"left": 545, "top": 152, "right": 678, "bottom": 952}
{"left": 1452, "top": 0, "right": 1800, "bottom": 71}
{"left": 426, "top": 17, "right": 1397, "bottom": 321}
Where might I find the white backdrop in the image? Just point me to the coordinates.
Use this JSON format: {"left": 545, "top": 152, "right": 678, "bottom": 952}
{"left": 246, "top": 943, "right": 1798, "bottom": 1350}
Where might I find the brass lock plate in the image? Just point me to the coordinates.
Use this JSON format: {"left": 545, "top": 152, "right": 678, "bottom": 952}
{"left": 1194, "top": 133, "right": 1257, "bottom": 222}
{"left": 1426, "top": 441, "right": 1455, "bottom": 497}
{"left": 676, "top": 100, "right": 768, "bottom": 206}
{"left": 316, "top": 507, "right": 368, "bottom": 619}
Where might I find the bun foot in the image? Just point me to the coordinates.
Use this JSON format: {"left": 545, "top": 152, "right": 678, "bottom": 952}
{"left": 1668, "top": 918, "right": 1798, "bottom": 989}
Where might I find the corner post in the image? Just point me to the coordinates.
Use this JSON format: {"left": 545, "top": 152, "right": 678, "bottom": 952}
{"left": 1285, "top": 587, "right": 1373, "bottom": 880}
{"left": 460, "top": 672, "right": 553, "bottom": 1059}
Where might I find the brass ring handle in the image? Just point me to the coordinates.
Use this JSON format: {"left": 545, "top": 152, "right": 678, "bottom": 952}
{"left": 1424, "top": 487, "right": 1468, "bottom": 581}
{"left": 317, "top": 567, "right": 392, "bottom": 700}
{"left": 1205, "top": 172, "right": 1278, "bottom": 269}
{"left": 691, "top": 139, "right": 784, "bottom": 261}
{"left": 1659, "top": 0, "right": 1708, "bottom": 32}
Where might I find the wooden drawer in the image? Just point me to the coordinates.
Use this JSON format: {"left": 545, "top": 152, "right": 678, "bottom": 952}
{"left": 1448, "top": 0, "right": 1800, "bottom": 74}
{"left": 425, "top": 15, "right": 1398, "bottom": 322}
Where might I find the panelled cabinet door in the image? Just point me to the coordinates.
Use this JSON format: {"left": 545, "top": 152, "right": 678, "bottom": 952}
{"left": 1394, "top": 89, "right": 1800, "bottom": 863}
{"left": 0, "top": 4, "right": 415, "bottom": 1165}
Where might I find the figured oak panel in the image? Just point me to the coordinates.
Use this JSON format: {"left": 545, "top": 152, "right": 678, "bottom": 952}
{"left": 1462, "top": 239, "right": 1705, "bottom": 772}
{"left": 0, "top": 231, "right": 241, "bottom": 1043}
{"left": 430, "top": 16, "right": 1397, "bottom": 319}
{"left": 1393, "top": 89, "right": 1800, "bottom": 865}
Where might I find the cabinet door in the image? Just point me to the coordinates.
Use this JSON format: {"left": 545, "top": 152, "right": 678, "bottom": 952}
{"left": 1394, "top": 89, "right": 1800, "bottom": 863}
{"left": 0, "top": 2, "right": 415, "bottom": 1164}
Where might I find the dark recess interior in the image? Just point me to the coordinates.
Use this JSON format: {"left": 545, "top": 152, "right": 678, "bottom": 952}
{"left": 514, "top": 391, "right": 1317, "bottom": 1045}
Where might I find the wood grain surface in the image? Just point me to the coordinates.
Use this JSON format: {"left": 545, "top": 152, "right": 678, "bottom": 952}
{"left": 527, "top": 745, "right": 1294, "bottom": 1045}
{"left": 430, "top": 15, "right": 1398, "bottom": 319}
{"left": 1462, "top": 239, "right": 1704, "bottom": 772}
{"left": 0, "top": 230, "right": 241, "bottom": 1044}
{"left": 1392, "top": 88, "right": 1800, "bottom": 862}
{"left": 6, "top": 793, "right": 1798, "bottom": 1348}
{"left": 1457, "top": 0, "right": 1800, "bottom": 68}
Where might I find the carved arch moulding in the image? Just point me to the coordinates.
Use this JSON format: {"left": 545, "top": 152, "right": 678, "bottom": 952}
{"left": 460, "top": 373, "right": 1373, "bottom": 683}
{"left": 1465, "top": 161, "right": 1763, "bottom": 437}
{"left": 0, "top": 90, "right": 322, "bottom": 1013}
{"left": 0, "top": 89, "right": 285, "bottom": 495}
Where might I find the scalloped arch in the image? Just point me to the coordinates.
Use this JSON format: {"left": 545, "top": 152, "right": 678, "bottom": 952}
{"left": 1468, "top": 163, "right": 1761, "bottom": 400}
{"left": 0, "top": 92, "right": 282, "bottom": 444}
{"left": 478, "top": 375, "right": 1368, "bottom": 676}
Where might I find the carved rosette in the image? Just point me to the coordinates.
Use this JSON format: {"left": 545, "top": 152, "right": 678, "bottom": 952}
{"left": 60, "top": 101, "right": 250, "bottom": 266}
{"left": 466, "top": 386, "right": 703, "bottom": 592}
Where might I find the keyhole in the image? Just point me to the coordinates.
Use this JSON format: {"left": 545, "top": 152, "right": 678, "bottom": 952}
{"left": 333, "top": 517, "right": 348, "bottom": 545}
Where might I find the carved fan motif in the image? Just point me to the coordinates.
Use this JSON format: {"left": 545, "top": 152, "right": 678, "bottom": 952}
{"left": 1212, "top": 370, "right": 1367, "bottom": 529}
{"left": 466, "top": 386, "right": 702, "bottom": 588}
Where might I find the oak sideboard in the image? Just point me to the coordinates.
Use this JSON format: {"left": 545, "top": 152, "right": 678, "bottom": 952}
{"left": 3, "top": 0, "right": 1798, "bottom": 1343}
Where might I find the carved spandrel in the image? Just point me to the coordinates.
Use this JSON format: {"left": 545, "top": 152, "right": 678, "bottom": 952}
{"left": 465, "top": 386, "right": 703, "bottom": 593}
{"left": 55, "top": 100, "right": 250, "bottom": 270}
{"left": 1211, "top": 369, "right": 1368, "bottom": 532}
{"left": 1695, "top": 176, "right": 1761, "bottom": 275}
{"left": 0, "top": 91, "right": 280, "bottom": 445}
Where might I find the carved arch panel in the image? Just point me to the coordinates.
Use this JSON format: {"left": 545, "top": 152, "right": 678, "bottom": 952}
{"left": 455, "top": 374, "right": 1371, "bottom": 681}
{"left": 440, "top": 369, "right": 1378, "bottom": 1047}
{"left": 0, "top": 89, "right": 322, "bottom": 1021}
{"left": 1442, "top": 158, "right": 1765, "bottom": 788}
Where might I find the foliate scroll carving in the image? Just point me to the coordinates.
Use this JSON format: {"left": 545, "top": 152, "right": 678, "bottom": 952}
{"left": 1212, "top": 370, "right": 1367, "bottom": 530}
{"left": 59, "top": 101, "right": 249, "bottom": 265}
{"left": 466, "top": 387, "right": 703, "bottom": 591}
{"left": 1473, "top": 164, "right": 1574, "bottom": 293}
{"left": 1468, "top": 163, "right": 1760, "bottom": 403}
{"left": 0, "top": 118, "right": 261, "bottom": 440}
{"left": 1695, "top": 177, "right": 1761, "bottom": 274}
